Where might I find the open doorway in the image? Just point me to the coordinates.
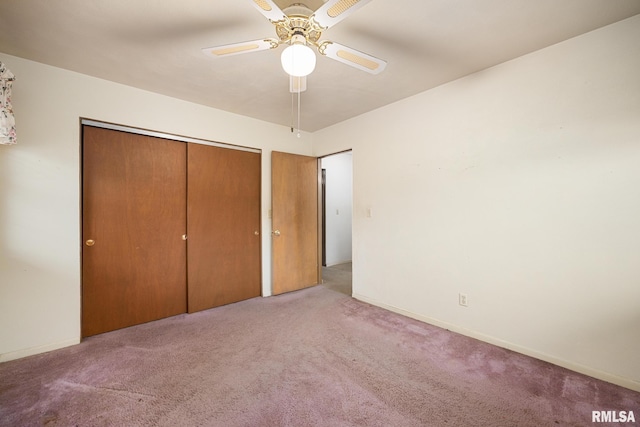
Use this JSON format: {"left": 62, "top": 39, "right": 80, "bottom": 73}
{"left": 320, "top": 151, "right": 353, "bottom": 296}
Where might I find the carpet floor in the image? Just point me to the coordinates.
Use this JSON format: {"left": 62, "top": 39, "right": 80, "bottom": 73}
{"left": 1, "top": 285, "right": 638, "bottom": 426}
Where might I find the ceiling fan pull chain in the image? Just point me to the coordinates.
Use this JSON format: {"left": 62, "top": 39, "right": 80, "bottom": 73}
{"left": 291, "top": 91, "right": 295, "bottom": 133}
{"left": 297, "top": 83, "right": 301, "bottom": 138}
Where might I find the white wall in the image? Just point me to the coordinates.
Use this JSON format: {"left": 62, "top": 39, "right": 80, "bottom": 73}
{"left": 313, "top": 15, "right": 640, "bottom": 391}
{"left": 0, "top": 53, "right": 312, "bottom": 361}
{"left": 321, "top": 152, "right": 353, "bottom": 266}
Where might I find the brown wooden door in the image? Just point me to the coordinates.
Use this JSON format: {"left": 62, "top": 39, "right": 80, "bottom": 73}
{"left": 82, "top": 126, "right": 187, "bottom": 337}
{"left": 271, "top": 151, "right": 319, "bottom": 295}
{"left": 187, "top": 144, "right": 261, "bottom": 312}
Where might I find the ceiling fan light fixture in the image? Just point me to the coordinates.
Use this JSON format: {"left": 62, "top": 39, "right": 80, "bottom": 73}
{"left": 281, "top": 34, "right": 316, "bottom": 77}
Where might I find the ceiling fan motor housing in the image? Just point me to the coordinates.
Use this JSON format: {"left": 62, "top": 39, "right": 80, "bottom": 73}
{"left": 277, "top": 4, "right": 323, "bottom": 45}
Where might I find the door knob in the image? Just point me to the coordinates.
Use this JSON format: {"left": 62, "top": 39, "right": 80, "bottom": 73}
{"left": 254, "top": 231, "right": 260, "bottom": 236}
{"left": 272, "top": 230, "right": 281, "bottom": 236}
{"left": 85, "top": 239, "right": 95, "bottom": 247}
{"left": 182, "top": 234, "right": 188, "bottom": 240}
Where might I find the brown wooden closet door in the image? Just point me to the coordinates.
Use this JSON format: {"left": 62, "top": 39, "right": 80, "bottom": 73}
{"left": 82, "top": 126, "right": 187, "bottom": 337}
{"left": 271, "top": 151, "right": 319, "bottom": 295}
{"left": 187, "top": 143, "right": 261, "bottom": 313}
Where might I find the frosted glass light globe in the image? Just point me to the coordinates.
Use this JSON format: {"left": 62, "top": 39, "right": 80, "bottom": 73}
{"left": 281, "top": 42, "right": 316, "bottom": 77}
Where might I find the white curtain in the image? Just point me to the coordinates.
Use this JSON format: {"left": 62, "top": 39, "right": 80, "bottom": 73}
{"left": 1, "top": 61, "right": 16, "bottom": 145}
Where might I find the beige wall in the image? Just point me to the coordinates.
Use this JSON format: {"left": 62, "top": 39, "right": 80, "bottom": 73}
{"left": 0, "top": 53, "right": 312, "bottom": 361}
{"left": 313, "top": 15, "right": 640, "bottom": 391}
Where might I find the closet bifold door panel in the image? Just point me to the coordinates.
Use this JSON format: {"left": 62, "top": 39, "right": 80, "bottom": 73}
{"left": 82, "top": 126, "right": 187, "bottom": 337}
{"left": 187, "top": 143, "right": 261, "bottom": 313}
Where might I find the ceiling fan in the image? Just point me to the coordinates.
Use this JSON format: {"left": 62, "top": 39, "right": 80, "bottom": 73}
{"left": 202, "top": 0, "right": 387, "bottom": 78}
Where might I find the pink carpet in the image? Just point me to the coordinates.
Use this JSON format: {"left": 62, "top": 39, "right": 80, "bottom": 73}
{"left": 1, "top": 285, "right": 638, "bottom": 426}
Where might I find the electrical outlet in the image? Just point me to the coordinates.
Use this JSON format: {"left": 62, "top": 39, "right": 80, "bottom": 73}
{"left": 459, "top": 293, "right": 468, "bottom": 307}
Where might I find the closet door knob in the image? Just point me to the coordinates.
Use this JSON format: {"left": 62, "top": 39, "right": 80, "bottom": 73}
{"left": 85, "top": 239, "right": 95, "bottom": 246}
{"left": 254, "top": 231, "right": 260, "bottom": 236}
{"left": 182, "top": 234, "right": 188, "bottom": 240}
{"left": 272, "top": 230, "right": 281, "bottom": 236}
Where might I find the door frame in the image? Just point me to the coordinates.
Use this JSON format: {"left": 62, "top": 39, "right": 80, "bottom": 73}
{"left": 80, "top": 119, "right": 261, "bottom": 154}
{"left": 321, "top": 168, "right": 327, "bottom": 267}
{"left": 317, "top": 149, "right": 353, "bottom": 284}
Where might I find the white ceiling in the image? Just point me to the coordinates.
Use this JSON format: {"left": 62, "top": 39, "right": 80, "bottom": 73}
{"left": 1, "top": 0, "right": 639, "bottom": 132}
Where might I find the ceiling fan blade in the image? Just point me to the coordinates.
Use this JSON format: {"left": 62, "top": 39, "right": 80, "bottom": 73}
{"left": 311, "top": 0, "right": 374, "bottom": 29}
{"left": 202, "top": 39, "right": 279, "bottom": 58}
{"left": 319, "top": 41, "right": 387, "bottom": 74}
{"left": 249, "top": 0, "right": 287, "bottom": 23}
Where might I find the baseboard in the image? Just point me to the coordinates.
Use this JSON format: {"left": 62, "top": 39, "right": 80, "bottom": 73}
{"left": 325, "top": 260, "right": 352, "bottom": 267}
{"left": 0, "top": 338, "right": 80, "bottom": 363}
{"left": 352, "top": 293, "right": 640, "bottom": 393}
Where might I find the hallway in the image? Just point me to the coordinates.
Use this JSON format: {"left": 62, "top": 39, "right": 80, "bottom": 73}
{"left": 321, "top": 262, "right": 352, "bottom": 296}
